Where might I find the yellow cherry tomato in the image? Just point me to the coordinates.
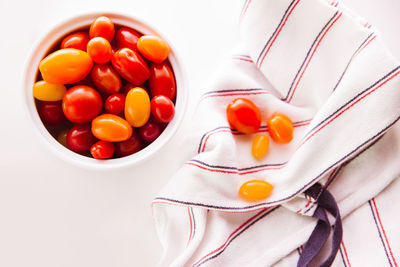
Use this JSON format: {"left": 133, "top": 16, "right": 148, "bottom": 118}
{"left": 137, "top": 35, "right": 169, "bottom": 63}
{"left": 91, "top": 114, "right": 132, "bottom": 142}
{"left": 39, "top": 48, "right": 93, "bottom": 84}
{"left": 267, "top": 114, "right": 294, "bottom": 144}
{"left": 33, "top": 80, "right": 66, "bottom": 101}
{"left": 125, "top": 87, "right": 151, "bottom": 127}
{"left": 239, "top": 180, "right": 273, "bottom": 202}
{"left": 252, "top": 134, "right": 269, "bottom": 159}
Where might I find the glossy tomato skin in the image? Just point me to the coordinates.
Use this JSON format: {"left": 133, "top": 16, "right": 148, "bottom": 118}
{"left": 149, "top": 63, "right": 175, "bottom": 100}
{"left": 91, "top": 64, "right": 121, "bottom": 94}
{"left": 90, "top": 140, "right": 115, "bottom": 159}
{"left": 66, "top": 124, "right": 97, "bottom": 153}
{"left": 267, "top": 114, "right": 293, "bottom": 144}
{"left": 125, "top": 87, "right": 151, "bottom": 127}
{"left": 111, "top": 48, "right": 150, "bottom": 85}
{"left": 151, "top": 95, "right": 175, "bottom": 123}
{"left": 137, "top": 35, "right": 169, "bottom": 63}
{"left": 89, "top": 16, "right": 114, "bottom": 42}
{"left": 115, "top": 130, "right": 142, "bottom": 157}
{"left": 139, "top": 119, "right": 162, "bottom": 143}
{"left": 62, "top": 85, "right": 102, "bottom": 123}
{"left": 226, "top": 98, "right": 261, "bottom": 134}
{"left": 39, "top": 48, "right": 93, "bottom": 84}
{"left": 38, "top": 101, "right": 66, "bottom": 125}
{"left": 87, "top": 37, "right": 112, "bottom": 63}
{"left": 116, "top": 27, "right": 141, "bottom": 51}
{"left": 105, "top": 93, "right": 125, "bottom": 114}
{"left": 91, "top": 114, "right": 132, "bottom": 142}
{"left": 61, "top": 32, "right": 90, "bottom": 51}
{"left": 33, "top": 81, "right": 66, "bottom": 101}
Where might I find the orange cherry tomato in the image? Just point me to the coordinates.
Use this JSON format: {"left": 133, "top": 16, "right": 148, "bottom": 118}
{"left": 61, "top": 32, "right": 89, "bottom": 51}
{"left": 137, "top": 35, "right": 169, "bottom": 63}
{"left": 125, "top": 87, "right": 151, "bottom": 127}
{"left": 226, "top": 98, "right": 261, "bottom": 134}
{"left": 90, "top": 140, "right": 115, "bottom": 159}
{"left": 87, "top": 37, "right": 112, "bottom": 63}
{"left": 239, "top": 180, "right": 273, "bottom": 202}
{"left": 91, "top": 114, "right": 132, "bottom": 142}
{"left": 149, "top": 63, "right": 176, "bottom": 100}
{"left": 89, "top": 16, "right": 115, "bottom": 42}
{"left": 39, "top": 48, "right": 93, "bottom": 84}
{"left": 267, "top": 114, "right": 293, "bottom": 144}
{"left": 33, "top": 80, "right": 66, "bottom": 101}
{"left": 252, "top": 134, "right": 269, "bottom": 159}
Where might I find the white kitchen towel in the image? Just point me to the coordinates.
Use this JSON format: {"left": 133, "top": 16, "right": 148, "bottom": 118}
{"left": 152, "top": 0, "right": 400, "bottom": 266}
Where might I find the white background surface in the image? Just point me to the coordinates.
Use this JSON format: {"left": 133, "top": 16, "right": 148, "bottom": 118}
{"left": 0, "top": 0, "right": 398, "bottom": 266}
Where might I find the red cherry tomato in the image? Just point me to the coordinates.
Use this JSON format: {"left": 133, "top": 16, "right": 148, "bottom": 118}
{"left": 105, "top": 93, "right": 125, "bottom": 114}
{"left": 226, "top": 98, "right": 261, "bottom": 134}
{"left": 89, "top": 16, "right": 114, "bottom": 42}
{"left": 67, "top": 124, "right": 97, "bottom": 153}
{"left": 151, "top": 95, "right": 175, "bottom": 123}
{"left": 115, "top": 131, "right": 142, "bottom": 157}
{"left": 87, "top": 37, "right": 112, "bottom": 63}
{"left": 116, "top": 27, "right": 141, "bottom": 51}
{"left": 61, "top": 32, "right": 89, "bottom": 51}
{"left": 62, "top": 85, "right": 102, "bottom": 123}
{"left": 38, "top": 101, "right": 66, "bottom": 125}
{"left": 139, "top": 119, "right": 162, "bottom": 143}
{"left": 91, "top": 64, "right": 121, "bottom": 94}
{"left": 149, "top": 63, "right": 176, "bottom": 100}
{"left": 90, "top": 140, "right": 115, "bottom": 159}
{"left": 111, "top": 48, "right": 150, "bottom": 85}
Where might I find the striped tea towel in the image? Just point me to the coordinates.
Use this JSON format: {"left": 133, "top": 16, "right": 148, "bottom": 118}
{"left": 152, "top": 0, "right": 400, "bottom": 266}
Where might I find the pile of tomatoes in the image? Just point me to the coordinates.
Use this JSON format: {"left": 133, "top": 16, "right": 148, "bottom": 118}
{"left": 33, "top": 16, "right": 176, "bottom": 159}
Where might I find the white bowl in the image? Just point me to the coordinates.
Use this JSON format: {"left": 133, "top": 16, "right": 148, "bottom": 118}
{"left": 23, "top": 12, "right": 187, "bottom": 169}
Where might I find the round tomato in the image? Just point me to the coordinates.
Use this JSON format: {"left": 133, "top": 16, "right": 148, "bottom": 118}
{"left": 149, "top": 63, "right": 175, "bottom": 100}
{"left": 226, "top": 98, "right": 261, "bottom": 134}
{"left": 91, "top": 64, "right": 121, "bottom": 94}
{"left": 87, "top": 37, "right": 112, "bottom": 63}
{"left": 89, "top": 16, "right": 114, "bottom": 42}
{"left": 90, "top": 140, "right": 115, "bottom": 159}
{"left": 66, "top": 124, "right": 97, "bottom": 153}
{"left": 105, "top": 93, "right": 125, "bottom": 114}
{"left": 151, "top": 95, "right": 175, "bottom": 123}
{"left": 267, "top": 114, "right": 293, "bottom": 144}
{"left": 61, "top": 32, "right": 90, "bottom": 51}
{"left": 116, "top": 27, "right": 141, "bottom": 51}
{"left": 62, "top": 85, "right": 102, "bottom": 123}
{"left": 115, "top": 130, "right": 142, "bottom": 157}
{"left": 38, "top": 101, "right": 66, "bottom": 125}
{"left": 139, "top": 119, "right": 162, "bottom": 143}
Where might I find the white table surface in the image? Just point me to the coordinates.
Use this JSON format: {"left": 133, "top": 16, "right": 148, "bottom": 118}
{"left": 0, "top": 0, "right": 398, "bottom": 266}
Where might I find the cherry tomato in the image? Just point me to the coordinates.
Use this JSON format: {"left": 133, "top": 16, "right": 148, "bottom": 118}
{"left": 90, "top": 140, "right": 115, "bottom": 159}
{"left": 139, "top": 119, "right": 162, "bottom": 143}
{"left": 39, "top": 48, "right": 93, "bottom": 84}
{"left": 91, "top": 64, "right": 121, "bottom": 94}
{"left": 61, "top": 32, "right": 89, "bottom": 51}
{"left": 252, "top": 134, "right": 269, "bottom": 159}
{"left": 125, "top": 87, "right": 151, "bottom": 127}
{"left": 149, "top": 63, "right": 176, "bottom": 100}
{"left": 89, "top": 16, "right": 114, "bottom": 42}
{"left": 62, "top": 85, "right": 102, "bottom": 123}
{"left": 137, "top": 35, "right": 169, "bottom": 63}
{"left": 33, "top": 80, "right": 66, "bottom": 101}
{"left": 111, "top": 48, "right": 150, "bottom": 85}
{"left": 91, "top": 114, "right": 132, "bottom": 142}
{"left": 38, "top": 101, "right": 66, "bottom": 125}
{"left": 267, "top": 114, "right": 293, "bottom": 144}
{"left": 151, "top": 95, "right": 175, "bottom": 123}
{"left": 87, "top": 37, "right": 112, "bottom": 63}
{"left": 105, "top": 93, "right": 125, "bottom": 114}
{"left": 115, "top": 130, "right": 142, "bottom": 157}
{"left": 226, "top": 98, "right": 261, "bottom": 134}
{"left": 116, "top": 27, "right": 141, "bottom": 51}
{"left": 57, "top": 129, "right": 69, "bottom": 147}
{"left": 67, "top": 124, "right": 97, "bottom": 153}
{"left": 239, "top": 180, "right": 273, "bottom": 202}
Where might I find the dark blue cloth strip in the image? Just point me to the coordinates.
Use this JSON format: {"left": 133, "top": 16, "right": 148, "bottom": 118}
{"left": 297, "top": 183, "right": 343, "bottom": 267}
